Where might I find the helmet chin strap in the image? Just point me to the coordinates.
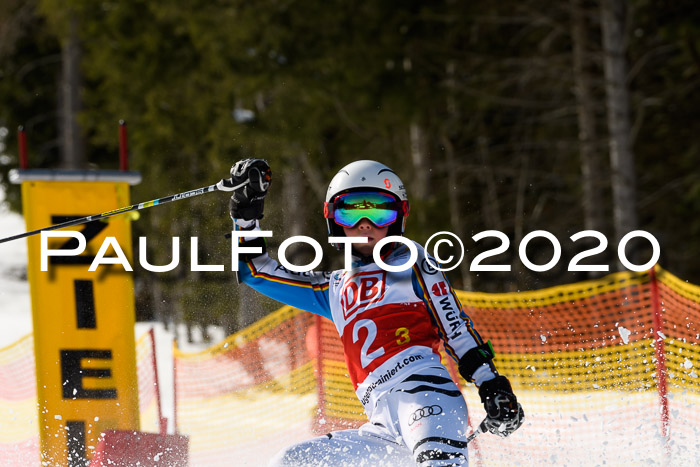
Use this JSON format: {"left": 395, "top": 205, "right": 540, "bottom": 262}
{"left": 351, "top": 241, "right": 398, "bottom": 265}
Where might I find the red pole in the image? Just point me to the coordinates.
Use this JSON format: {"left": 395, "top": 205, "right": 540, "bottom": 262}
{"left": 314, "top": 315, "right": 326, "bottom": 432}
{"left": 119, "top": 120, "right": 129, "bottom": 171}
{"left": 149, "top": 328, "right": 167, "bottom": 434}
{"left": 172, "top": 337, "right": 179, "bottom": 434}
{"left": 649, "top": 266, "right": 671, "bottom": 456}
{"left": 18, "top": 126, "right": 28, "bottom": 169}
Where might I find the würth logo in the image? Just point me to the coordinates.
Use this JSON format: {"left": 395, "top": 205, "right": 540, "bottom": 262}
{"left": 341, "top": 271, "right": 386, "bottom": 319}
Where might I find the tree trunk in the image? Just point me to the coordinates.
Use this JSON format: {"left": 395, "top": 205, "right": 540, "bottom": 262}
{"left": 410, "top": 123, "right": 430, "bottom": 202}
{"left": 442, "top": 60, "right": 472, "bottom": 289}
{"left": 572, "top": 0, "right": 606, "bottom": 235}
{"left": 478, "top": 135, "right": 503, "bottom": 233}
{"left": 59, "top": 14, "right": 86, "bottom": 169}
{"left": 601, "top": 0, "right": 638, "bottom": 267}
{"left": 513, "top": 153, "right": 529, "bottom": 291}
{"left": 442, "top": 134, "right": 472, "bottom": 290}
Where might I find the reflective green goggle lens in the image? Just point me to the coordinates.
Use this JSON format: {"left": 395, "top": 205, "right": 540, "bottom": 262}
{"left": 331, "top": 192, "right": 399, "bottom": 228}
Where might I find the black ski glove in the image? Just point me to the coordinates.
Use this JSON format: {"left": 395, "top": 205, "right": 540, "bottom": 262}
{"left": 478, "top": 375, "right": 524, "bottom": 437}
{"left": 226, "top": 159, "right": 272, "bottom": 221}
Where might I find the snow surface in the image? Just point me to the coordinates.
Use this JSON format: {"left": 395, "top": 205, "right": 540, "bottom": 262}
{"left": 0, "top": 189, "right": 32, "bottom": 348}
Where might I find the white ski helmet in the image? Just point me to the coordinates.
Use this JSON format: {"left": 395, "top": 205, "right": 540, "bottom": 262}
{"left": 324, "top": 160, "right": 410, "bottom": 239}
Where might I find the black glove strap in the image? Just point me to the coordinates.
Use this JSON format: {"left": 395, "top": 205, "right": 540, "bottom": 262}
{"left": 458, "top": 341, "right": 495, "bottom": 382}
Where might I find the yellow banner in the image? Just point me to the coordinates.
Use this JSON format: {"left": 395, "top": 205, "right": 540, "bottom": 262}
{"left": 22, "top": 179, "right": 139, "bottom": 466}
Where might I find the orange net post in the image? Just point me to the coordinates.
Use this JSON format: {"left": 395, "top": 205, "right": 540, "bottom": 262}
{"left": 135, "top": 328, "right": 160, "bottom": 433}
{"left": 655, "top": 267, "right": 700, "bottom": 459}
{"left": 649, "top": 266, "right": 670, "bottom": 451}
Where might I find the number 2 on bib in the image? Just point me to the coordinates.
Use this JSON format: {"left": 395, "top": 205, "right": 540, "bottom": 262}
{"left": 353, "top": 319, "right": 386, "bottom": 368}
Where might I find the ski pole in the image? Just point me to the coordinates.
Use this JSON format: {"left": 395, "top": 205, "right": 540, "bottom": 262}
{"left": 466, "top": 419, "right": 488, "bottom": 444}
{"left": 0, "top": 177, "right": 245, "bottom": 244}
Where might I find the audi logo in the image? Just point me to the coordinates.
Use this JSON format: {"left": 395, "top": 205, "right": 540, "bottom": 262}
{"left": 408, "top": 405, "right": 443, "bottom": 426}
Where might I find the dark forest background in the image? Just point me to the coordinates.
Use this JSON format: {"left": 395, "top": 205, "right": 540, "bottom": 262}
{"left": 1, "top": 0, "right": 698, "bottom": 339}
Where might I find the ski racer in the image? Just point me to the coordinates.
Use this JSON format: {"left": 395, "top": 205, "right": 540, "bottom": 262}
{"left": 226, "top": 158, "right": 524, "bottom": 466}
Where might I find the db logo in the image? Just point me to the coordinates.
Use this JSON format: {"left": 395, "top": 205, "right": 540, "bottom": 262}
{"left": 341, "top": 271, "right": 386, "bottom": 319}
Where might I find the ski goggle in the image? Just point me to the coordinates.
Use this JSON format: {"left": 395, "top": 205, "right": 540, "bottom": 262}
{"left": 324, "top": 192, "right": 409, "bottom": 228}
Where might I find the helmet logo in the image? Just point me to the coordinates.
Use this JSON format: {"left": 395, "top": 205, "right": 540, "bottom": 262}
{"left": 384, "top": 178, "right": 391, "bottom": 189}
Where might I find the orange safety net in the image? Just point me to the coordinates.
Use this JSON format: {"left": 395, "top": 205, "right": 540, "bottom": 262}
{"left": 175, "top": 267, "right": 699, "bottom": 465}
{"left": 174, "top": 307, "right": 316, "bottom": 466}
{"left": 5, "top": 268, "right": 694, "bottom": 464}
{"left": 455, "top": 270, "right": 664, "bottom": 465}
{"left": 313, "top": 315, "right": 364, "bottom": 429}
{"left": 0, "top": 330, "right": 163, "bottom": 463}
{"left": 0, "top": 334, "right": 39, "bottom": 466}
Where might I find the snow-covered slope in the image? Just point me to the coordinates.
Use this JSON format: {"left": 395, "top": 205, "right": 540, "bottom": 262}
{"left": 0, "top": 187, "right": 32, "bottom": 348}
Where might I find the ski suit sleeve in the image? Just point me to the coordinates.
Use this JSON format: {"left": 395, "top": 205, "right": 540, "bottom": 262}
{"left": 411, "top": 243, "right": 498, "bottom": 386}
{"left": 233, "top": 222, "right": 332, "bottom": 320}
